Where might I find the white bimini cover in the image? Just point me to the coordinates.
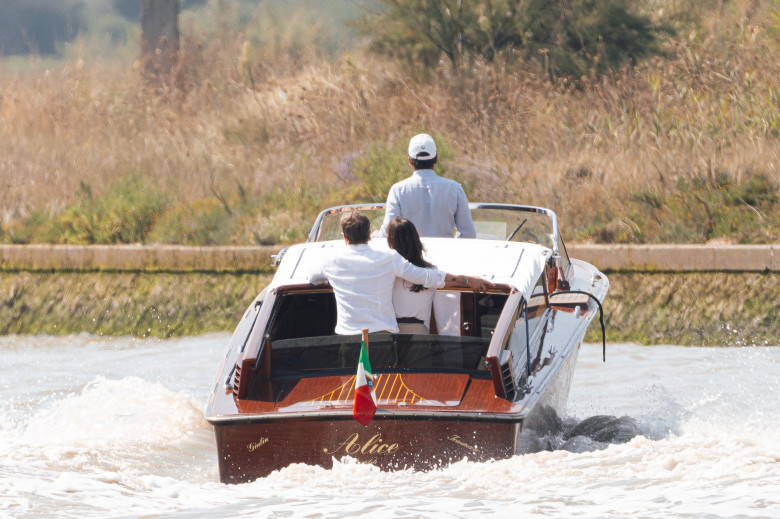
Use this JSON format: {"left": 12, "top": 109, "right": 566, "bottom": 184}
{"left": 272, "top": 237, "right": 549, "bottom": 304}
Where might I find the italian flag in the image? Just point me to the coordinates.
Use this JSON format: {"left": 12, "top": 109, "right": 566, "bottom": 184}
{"left": 353, "top": 331, "right": 377, "bottom": 426}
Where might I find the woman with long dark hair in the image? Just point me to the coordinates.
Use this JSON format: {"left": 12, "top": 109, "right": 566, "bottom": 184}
{"left": 386, "top": 217, "right": 437, "bottom": 333}
{"left": 386, "top": 216, "right": 489, "bottom": 333}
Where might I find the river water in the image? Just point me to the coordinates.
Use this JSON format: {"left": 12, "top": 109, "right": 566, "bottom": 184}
{"left": 0, "top": 334, "right": 778, "bottom": 519}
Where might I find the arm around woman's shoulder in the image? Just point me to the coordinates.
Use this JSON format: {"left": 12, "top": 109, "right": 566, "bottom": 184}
{"left": 442, "top": 273, "right": 492, "bottom": 292}
{"left": 391, "top": 251, "right": 446, "bottom": 288}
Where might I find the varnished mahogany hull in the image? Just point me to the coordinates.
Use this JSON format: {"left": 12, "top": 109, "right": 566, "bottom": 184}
{"left": 211, "top": 340, "right": 583, "bottom": 483}
{"left": 214, "top": 362, "right": 574, "bottom": 483}
{"left": 214, "top": 416, "right": 518, "bottom": 484}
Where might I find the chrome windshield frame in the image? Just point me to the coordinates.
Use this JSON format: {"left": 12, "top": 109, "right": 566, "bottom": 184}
{"left": 467, "top": 203, "right": 571, "bottom": 278}
{"left": 305, "top": 202, "right": 569, "bottom": 275}
{"left": 306, "top": 203, "right": 387, "bottom": 243}
{"left": 466, "top": 203, "right": 564, "bottom": 260}
{"left": 308, "top": 203, "right": 562, "bottom": 251}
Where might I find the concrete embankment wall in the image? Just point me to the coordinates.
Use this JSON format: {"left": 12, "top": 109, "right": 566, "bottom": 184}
{"left": 1, "top": 244, "right": 779, "bottom": 344}
{"left": 3, "top": 244, "right": 780, "bottom": 272}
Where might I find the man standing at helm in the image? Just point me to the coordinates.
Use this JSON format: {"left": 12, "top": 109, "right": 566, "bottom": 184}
{"left": 378, "top": 133, "right": 477, "bottom": 336}
{"left": 378, "top": 133, "right": 477, "bottom": 239}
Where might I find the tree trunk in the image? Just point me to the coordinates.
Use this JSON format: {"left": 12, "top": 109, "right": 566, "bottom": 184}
{"left": 140, "top": 0, "right": 179, "bottom": 77}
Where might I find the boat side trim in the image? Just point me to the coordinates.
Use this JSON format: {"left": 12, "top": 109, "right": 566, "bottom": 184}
{"left": 207, "top": 410, "right": 529, "bottom": 425}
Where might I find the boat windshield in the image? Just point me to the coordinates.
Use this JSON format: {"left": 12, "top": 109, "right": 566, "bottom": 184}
{"left": 469, "top": 203, "right": 570, "bottom": 275}
{"left": 307, "top": 202, "right": 570, "bottom": 273}
{"left": 270, "top": 333, "right": 490, "bottom": 378}
{"left": 471, "top": 207, "right": 554, "bottom": 245}
{"left": 307, "top": 204, "right": 386, "bottom": 242}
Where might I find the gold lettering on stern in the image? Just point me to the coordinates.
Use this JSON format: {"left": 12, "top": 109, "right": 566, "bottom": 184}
{"left": 323, "top": 433, "right": 400, "bottom": 456}
{"left": 247, "top": 437, "right": 270, "bottom": 452}
{"left": 448, "top": 435, "right": 479, "bottom": 454}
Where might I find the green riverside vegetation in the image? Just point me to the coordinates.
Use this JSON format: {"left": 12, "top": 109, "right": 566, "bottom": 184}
{"left": 0, "top": 271, "right": 273, "bottom": 337}
{"left": 1, "top": 270, "right": 777, "bottom": 345}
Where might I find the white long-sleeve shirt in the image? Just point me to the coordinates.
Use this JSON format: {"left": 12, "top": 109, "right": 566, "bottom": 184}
{"left": 308, "top": 243, "right": 446, "bottom": 335}
{"left": 378, "top": 169, "right": 477, "bottom": 238}
{"left": 392, "top": 279, "right": 435, "bottom": 328}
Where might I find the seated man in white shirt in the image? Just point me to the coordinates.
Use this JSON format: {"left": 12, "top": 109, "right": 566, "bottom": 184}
{"left": 308, "top": 211, "right": 487, "bottom": 336}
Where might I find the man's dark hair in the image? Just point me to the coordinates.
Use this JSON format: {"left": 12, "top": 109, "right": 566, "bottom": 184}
{"left": 409, "top": 156, "right": 437, "bottom": 170}
{"left": 340, "top": 211, "right": 371, "bottom": 244}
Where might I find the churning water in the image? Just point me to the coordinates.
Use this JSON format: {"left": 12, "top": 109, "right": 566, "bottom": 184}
{"left": 0, "top": 334, "right": 778, "bottom": 518}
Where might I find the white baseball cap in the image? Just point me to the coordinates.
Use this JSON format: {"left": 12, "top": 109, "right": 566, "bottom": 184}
{"left": 408, "top": 133, "right": 437, "bottom": 160}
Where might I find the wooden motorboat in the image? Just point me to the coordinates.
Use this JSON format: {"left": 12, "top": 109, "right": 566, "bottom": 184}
{"left": 205, "top": 204, "right": 609, "bottom": 483}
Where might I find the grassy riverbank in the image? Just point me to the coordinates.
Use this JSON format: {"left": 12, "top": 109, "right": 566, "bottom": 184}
{"left": 593, "top": 272, "right": 780, "bottom": 346}
{"left": 2, "top": 271, "right": 777, "bottom": 345}
{"left": 0, "top": 271, "right": 273, "bottom": 337}
{"left": 1, "top": 3, "right": 779, "bottom": 246}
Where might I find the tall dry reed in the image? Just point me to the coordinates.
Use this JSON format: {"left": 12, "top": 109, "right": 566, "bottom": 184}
{"left": 1, "top": 2, "right": 778, "bottom": 243}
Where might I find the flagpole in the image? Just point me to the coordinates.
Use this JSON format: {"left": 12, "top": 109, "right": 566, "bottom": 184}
{"left": 362, "top": 328, "right": 377, "bottom": 384}
{"left": 353, "top": 327, "right": 377, "bottom": 426}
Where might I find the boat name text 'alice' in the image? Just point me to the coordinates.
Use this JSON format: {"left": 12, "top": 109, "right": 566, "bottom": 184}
{"left": 323, "top": 433, "right": 400, "bottom": 455}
